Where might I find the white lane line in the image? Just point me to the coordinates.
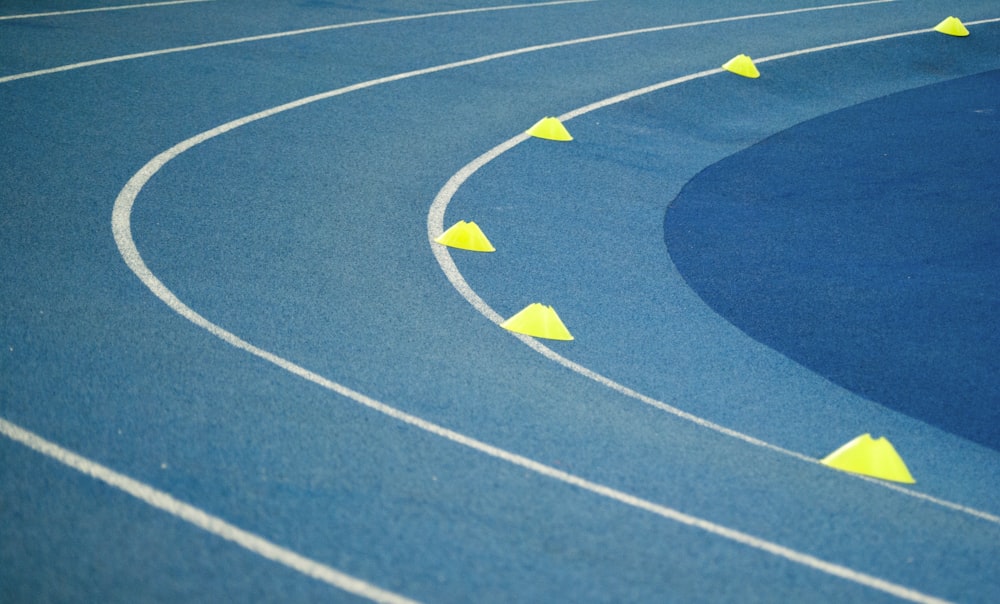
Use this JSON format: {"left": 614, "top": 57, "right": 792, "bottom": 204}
{"left": 0, "top": 0, "right": 597, "bottom": 84}
{"left": 0, "top": 417, "right": 419, "bottom": 604}
{"left": 0, "top": 0, "right": 213, "bottom": 21}
{"left": 103, "top": 6, "right": 980, "bottom": 602}
{"left": 428, "top": 19, "right": 1000, "bottom": 527}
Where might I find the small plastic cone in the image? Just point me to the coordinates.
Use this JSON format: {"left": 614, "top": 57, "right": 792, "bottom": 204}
{"left": 434, "top": 220, "right": 495, "bottom": 252}
{"left": 722, "top": 54, "right": 760, "bottom": 79}
{"left": 821, "top": 434, "right": 916, "bottom": 484}
{"left": 934, "top": 16, "right": 969, "bottom": 37}
{"left": 527, "top": 117, "right": 573, "bottom": 141}
{"left": 501, "top": 303, "right": 574, "bottom": 340}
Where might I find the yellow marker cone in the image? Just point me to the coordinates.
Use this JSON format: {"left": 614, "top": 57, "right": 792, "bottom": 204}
{"left": 501, "top": 303, "right": 574, "bottom": 340}
{"left": 934, "top": 16, "right": 969, "bottom": 37}
{"left": 821, "top": 434, "right": 915, "bottom": 484}
{"left": 527, "top": 117, "right": 573, "bottom": 141}
{"left": 434, "top": 220, "right": 495, "bottom": 252}
{"left": 722, "top": 54, "right": 760, "bottom": 79}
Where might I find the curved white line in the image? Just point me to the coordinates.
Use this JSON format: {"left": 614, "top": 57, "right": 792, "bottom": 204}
{"left": 0, "top": 417, "right": 419, "bottom": 604}
{"left": 0, "top": 0, "right": 596, "bottom": 84}
{"left": 104, "top": 8, "right": 992, "bottom": 603}
{"left": 0, "top": 0, "right": 213, "bottom": 21}
{"left": 428, "top": 21, "right": 1000, "bottom": 526}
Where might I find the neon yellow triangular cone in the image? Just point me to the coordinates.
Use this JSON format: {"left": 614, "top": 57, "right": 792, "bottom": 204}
{"left": 434, "top": 220, "right": 495, "bottom": 252}
{"left": 821, "top": 434, "right": 915, "bottom": 483}
{"left": 527, "top": 117, "right": 573, "bottom": 141}
{"left": 934, "top": 16, "right": 969, "bottom": 37}
{"left": 501, "top": 303, "right": 573, "bottom": 340}
{"left": 722, "top": 54, "right": 760, "bottom": 78}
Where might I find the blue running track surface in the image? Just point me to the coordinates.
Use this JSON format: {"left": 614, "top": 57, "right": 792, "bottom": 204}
{"left": 2, "top": 1, "right": 999, "bottom": 602}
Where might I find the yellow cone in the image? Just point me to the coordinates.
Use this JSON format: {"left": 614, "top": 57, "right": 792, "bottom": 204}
{"left": 722, "top": 54, "right": 760, "bottom": 79}
{"left": 434, "top": 220, "right": 495, "bottom": 252}
{"left": 934, "top": 16, "right": 969, "bottom": 37}
{"left": 527, "top": 117, "right": 573, "bottom": 141}
{"left": 501, "top": 303, "right": 574, "bottom": 340}
{"left": 821, "top": 434, "right": 915, "bottom": 484}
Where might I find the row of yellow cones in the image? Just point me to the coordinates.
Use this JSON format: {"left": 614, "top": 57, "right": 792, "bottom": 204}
{"left": 430, "top": 20, "right": 972, "bottom": 483}
{"left": 723, "top": 16, "right": 972, "bottom": 78}
{"left": 437, "top": 215, "right": 914, "bottom": 482}
{"left": 435, "top": 220, "right": 575, "bottom": 340}
{"left": 436, "top": 14, "right": 975, "bottom": 336}
{"left": 434, "top": 179, "right": 915, "bottom": 485}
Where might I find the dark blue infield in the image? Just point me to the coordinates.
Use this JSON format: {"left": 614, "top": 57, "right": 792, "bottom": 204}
{"left": 665, "top": 68, "right": 1000, "bottom": 451}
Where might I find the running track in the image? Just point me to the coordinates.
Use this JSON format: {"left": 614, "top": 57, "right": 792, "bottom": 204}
{"left": 2, "top": 1, "right": 998, "bottom": 602}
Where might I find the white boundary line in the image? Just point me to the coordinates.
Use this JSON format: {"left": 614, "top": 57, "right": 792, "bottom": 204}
{"left": 0, "top": 0, "right": 596, "bottom": 84}
{"left": 88, "top": 5, "right": 989, "bottom": 603}
{"left": 429, "top": 18, "right": 1000, "bottom": 526}
{"left": 0, "top": 0, "right": 213, "bottom": 21}
{"left": 0, "top": 417, "right": 419, "bottom": 604}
